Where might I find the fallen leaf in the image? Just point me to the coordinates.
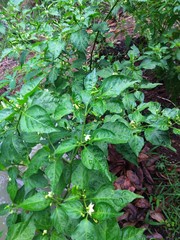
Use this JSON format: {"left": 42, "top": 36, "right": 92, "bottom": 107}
{"left": 150, "top": 210, "right": 165, "bottom": 222}
{"left": 135, "top": 199, "right": 150, "bottom": 209}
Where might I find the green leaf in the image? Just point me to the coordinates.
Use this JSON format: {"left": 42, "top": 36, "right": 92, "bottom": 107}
{"left": 20, "top": 105, "right": 56, "bottom": 133}
{"left": 48, "top": 67, "right": 59, "bottom": 84}
{"left": 92, "top": 99, "right": 107, "bottom": 116}
{"left": 19, "top": 192, "right": 51, "bottom": 211}
{"left": 0, "top": 108, "right": 14, "bottom": 122}
{"left": 100, "top": 121, "right": 132, "bottom": 144}
{"left": 48, "top": 40, "right": 65, "bottom": 59}
{"left": 0, "top": 22, "right": 6, "bottom": 35}
{"left": 24, "top": 148, "right": 49, "bottom": 178}
{"left": 71, "top": 162, "right": 89, "bottom": 189}
{"left": 92, "top": 129, "right": 115, "bottom": 143}
{"left": 81, "top": 145, "right": 111, "bottom": 180}
{"left": 116, "top": 144, "right": 138, "bottom": 166}
{"left": 0, "top": 203, "right": 9, "bottom": 216}
{"left": 54, "top": 94, "right": 74, "bottom": 120}
{"left": 92, "top": 22, "right": 109, "bottom": 33}
{"left": 173, "top": 128, "right": 180, "bottom": 135}
{"left": 129, "top": 135, "right": 144, "bottom": 157}
{"left": 71, "top": 29, "right": 89, "bottom": 52}
{"left": 7, "top": 179, "right": 18, "bottom": 202}
{"left": 84, "top": 69, "right": 97, "bottom": 92}
{"left": 71, "top": 219, "right": 98, "bottom": 240}
{"left": 45, "top": 160, "right": 63, "bottom": 191}
{"left": 145, "top": 128, "right": 171, "bottom": 147}
{"left": 20, "top": 77, "right": 42, "bottom": 98}
{"left": 9, "top": 0, "right": 24, "bottom": 6}
{"left": 51, "top": 207, "right": 69, "bottom": 234}
{"left": 61, "top": 200, "right": 83, "bottom": 219}
{"left": 91, "top": 186, "right": 141, "bottom": 212}
{"left": 1, "top": 131, "right": 27, "bottom": 164}
{"left": 119, "top": 226, "right": 146, "bottom": 240}
{"left": 55, "top": 139, "right": 77, "bottom": 155}
{"left": 93, "top": 203, "right": 120, "bottom": 220}
{"left": 31, "top": 90, "right": 58, "bottom": 115}
{"left": 6, "top": 221, "right": 35, "bottom": 240}
{"left": 139, "top": 82, "right": 162, "bottom": 89}
{"left": 96, "top": 219, "right": 121, "bottom": 240}
{"left": 100, "top": 75, "right": 137, "bottom": 98}
{"left": 20, "top": 50, "right": 28, "bottom": 67}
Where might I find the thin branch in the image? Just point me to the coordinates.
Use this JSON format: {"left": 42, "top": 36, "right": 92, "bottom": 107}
{"left": 89, "top": 0, "right": 120, "bottom": 70}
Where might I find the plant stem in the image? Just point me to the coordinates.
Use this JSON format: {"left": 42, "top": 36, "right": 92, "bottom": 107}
{"left": 89, "top": 0, "right": 120, "bottom": 70}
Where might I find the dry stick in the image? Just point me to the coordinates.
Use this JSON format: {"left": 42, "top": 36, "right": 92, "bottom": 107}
{"left": 89, "top": 0, "right": 120, "bottom": 71}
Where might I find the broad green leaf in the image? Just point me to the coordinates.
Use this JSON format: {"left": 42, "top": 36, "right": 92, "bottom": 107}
{"left": 45, "top": 160, "right": 63, "bottom": 191}
{"left": 173, "top": 128, "right": 180, "bottom": 135}
{"left": 14, "top": 186, "right": 25, "bottom": 204}
{"left": 0, "top": 203, "right": 9, "bottom": 216}
{"left": 139, "top": 82, "right": 162, "bottom": 89}
{"left": 1, "top": 131, "right": 27, "bottom": 164}
{"left": 96, "top": 219, "right": 121, "bottom": 240}
{"left": 20, "top": 105, "right": 56, "bottom": 133}
{"left": 92, "top": 129, "right": 115, "bottom": 143}
{"left": 9, "top": 0, "right": 24, "bottom": 6}
{"left": 81, "top": 145, "right": 111, "bottom": 180}
{"left": 0, "top": 22, "right": 6, "bottom": 35}
{"left": 84, "top": 69, "right": 97, "bottom": 92}
{"left": 129, "top": 135, "right": 144, "bottom": 157}
{"left": 100, "top": 75, "right": 137, "bottom": 98}
{"left": 106, "top": 100, "right": 123, "bottom": 114}
{"left": 33, "top": 209, "right": 51, "bottom": 230}
{"left": 31, "top": 90, "right": 58, "bottom": 115}
{"left": 90, "top": 186, "right": 141, "bottom": 212}
{"left": 20, "top": 77, "right": 42, "bottom": 98}
{"left": 71, "top": 29, "right": 89, "bottom": 52}
{"left": 20, "top": 50, "right": 28, "bottom": 67}
{"left": 71, "top": 162, "right": 89, "bottom": 189}
{"left": 119, "top": 226, "right": 146, "bottom": 240}
{"left": 61, "top": 200, "right": 83, "bottom": 219}
{"left": 116, "top": 144, "right": 138, "bottom": 166}
{"left": 92, "top": 22, "right": 109, "bottom": 33}
{"left": 93, "top": 203, "right": 120, "bottom": 220}
{"left": 55, "top": 139, "right": 77, "bottom": 155}
{"left": 24, "top": 148, "right": 49, "bottom": 178}
{"left": 100, "top": 121, "right": 132, "bottom": 144}
{"left": 7, "top": 179, "right": 18, "bottom": 202}
{"left": 122, "top": 93, "right": 136, "bottom": 111}
{"left": 51, "top": 207, "right": 69, "bottom": 234}
{"left": 25, "top": 171, "right": 48, "bottom": 190}
{"left": 48, "top": 67, "right": 59, "bottom": 84}
{"left": 140, "top": 59, "right": 158, "bottom": 69}
{"left": 50, "top": 231, "right": 68, "bottom": 240}
{"left": 79, "top": 90, "right": 92, "bottom": 106}
{"left": 145, "top": 128, "right": 171, "bottom": 147}
{"left": 91, "top": 99, "right": 107, "bottom": 116}
{"left": 48, "top": 40, "right": 65, "bottom": 59}
{"left": 0, "top": 108, "right": 14, "bottom": 122}
{"left": 6, "top": 221, "right": 35, "bottom": 240}
{"left": 19, "top": 192, "right": 51, "bottom": 211}
{"left": 71, "top": 219, "right": 98, "bottom": 240}
{"left": 54, "top": 94, "right": 74, "bottom": 120}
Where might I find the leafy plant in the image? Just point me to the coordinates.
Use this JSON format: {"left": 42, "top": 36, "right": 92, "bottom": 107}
{"left": 0, "top": 0, "right": 179, "bottom": 239}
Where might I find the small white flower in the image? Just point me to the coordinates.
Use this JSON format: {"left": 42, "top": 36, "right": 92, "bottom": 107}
{"left": 86, "top": 202, "right": 95, "bottom": 216}
{"left": 84, "top": 134, "right": 91, "bottom": 141}
{"left": 42, "top": 230, "right": 47, "bottom": 235}
{"left": 45, "top": 191, "right": 54, "bottom": 199}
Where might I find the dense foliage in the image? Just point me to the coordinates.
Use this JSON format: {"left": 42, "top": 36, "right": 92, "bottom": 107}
{"left": 0, "top": 0, "right": 179, "bottom": 239}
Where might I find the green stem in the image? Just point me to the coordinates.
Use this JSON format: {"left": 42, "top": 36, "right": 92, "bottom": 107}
{"left": 89, "top": 0, "right": 120, "bottom": 70}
